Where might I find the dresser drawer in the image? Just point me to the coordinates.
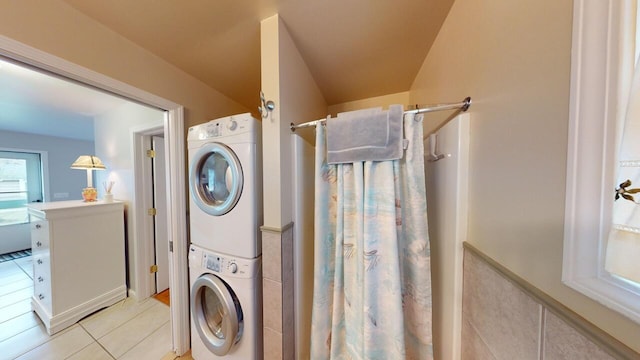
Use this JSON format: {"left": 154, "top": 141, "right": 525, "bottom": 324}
{"left": 33, "top": 255, "right": 51, "bottom": 281}
{"left": 34, "top": 278, "right": 52, "bottom": 312}
{"left": 30, "top": 220, "right": 50, "bottom": 255}
{"left": 33, "top": 254, "right": 52, "bottom": 312}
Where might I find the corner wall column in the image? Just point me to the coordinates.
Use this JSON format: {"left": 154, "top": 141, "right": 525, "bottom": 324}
{"left": 261, "top": 225, "right": 295, "bottom": 360}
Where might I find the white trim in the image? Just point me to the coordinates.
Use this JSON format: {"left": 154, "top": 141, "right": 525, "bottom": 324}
{"left": 563, "top": 0, "right": 640, "bottom": 324}
{"left": 166, "top": 107, "right": 190, "bottom": 354}
{"left": 132, "top": 125, "right": 163, "bottom": 301}
{"left": 0, "top": 35, "right": 190, "bottom": 354}
{"left": 424, "top": 114, "right": 469, "bottom": 360}
{"left": 33, "top": 286, "right": 127, "bottom": 335}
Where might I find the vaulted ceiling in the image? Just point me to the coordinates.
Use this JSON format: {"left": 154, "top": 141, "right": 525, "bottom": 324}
{"left": 60, "top": 0, "right": 455, "bottom": 110}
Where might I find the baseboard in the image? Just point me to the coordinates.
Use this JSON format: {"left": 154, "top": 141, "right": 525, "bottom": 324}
{"left": 33, "top": 286, "right": 127, "bottom": 335}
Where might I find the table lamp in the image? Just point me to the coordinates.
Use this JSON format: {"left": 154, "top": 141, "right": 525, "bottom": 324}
{"left": 70, "top": 155, "right": 106, "bottom": 201}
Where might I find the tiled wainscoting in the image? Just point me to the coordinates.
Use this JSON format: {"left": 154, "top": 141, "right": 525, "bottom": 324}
{"left": 462, "top": 243, "right": 640, "bottom": 360}
{"left": 261, "top": 224, "right": 295, "bottom": 360}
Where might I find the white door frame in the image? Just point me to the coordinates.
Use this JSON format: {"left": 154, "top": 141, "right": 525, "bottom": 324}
{"left": 132, "top": 128, "right": 170, "bottom": 298}
{"left": 152, "top": 133, "right": 170, "bottom": 294}
{"left": 0, "top": 36, "right": 190, "bottom": 354}
{"left": 132, "top": 125, "right": 163, "bottom": 299}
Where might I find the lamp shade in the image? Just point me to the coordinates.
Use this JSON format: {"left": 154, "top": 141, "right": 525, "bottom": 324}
{"left": 70, "top": 155, "right": 106, "bottom": 170}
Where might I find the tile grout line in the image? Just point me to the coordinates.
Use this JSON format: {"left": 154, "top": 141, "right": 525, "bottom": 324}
{"left": 14, "top": 258, "right": 33, "bottom": 280}
{"left": 77, "top": 322, "right": 116, "bottom": 359}
{"left": 11, "top": 323, "right": 79, "bottom": 359}
{"left": 116, "top": 319, "right": 172, "bottom": 359}
{"left": 85, "top": 298, "right": 158, "bottom": 339}
{"left": 466, "top": 318, "right": 500, "bottom": 359}
{"left": 0, "top": 288, "right": 35, "bottom": 310}
{"left": 88, "top": 302, "right": 170, "bottom": 359}
{"left": 538, "top": 306, "right": 546, "bottom": 360}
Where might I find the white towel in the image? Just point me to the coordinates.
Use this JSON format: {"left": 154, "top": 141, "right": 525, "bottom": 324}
{"left": 326, "top": 104, "right": 403, "bottom": 164}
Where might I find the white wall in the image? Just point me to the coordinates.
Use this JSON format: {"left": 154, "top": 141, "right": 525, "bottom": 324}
{"left": 261, "top": 14, "right": 327, "bottom": 228}
{"left": 93, "top": 102, "right": 165, "bottom": 296}
{"left": 261, "top": 14, "right": 328, "bottom": 358}
{"left": 410, "top": 0, "right": 640, "bottom": 352}
{"left": 291, "top": 134, "right": 315, "bottom": 359}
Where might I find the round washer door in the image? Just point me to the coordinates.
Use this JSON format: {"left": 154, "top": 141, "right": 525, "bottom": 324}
{"left": 191, "top": 274, "right": 244, "bottom": 356}
{"left": 189, "top": 142, "right": 243, "bottom": 216}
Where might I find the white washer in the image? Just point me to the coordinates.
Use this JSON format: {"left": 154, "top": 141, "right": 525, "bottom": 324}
{"left": 189, "top": 244, "right": 263, "bottom": 359}
{"left": 188, "top": 113, "right": 262, "bottom": 259}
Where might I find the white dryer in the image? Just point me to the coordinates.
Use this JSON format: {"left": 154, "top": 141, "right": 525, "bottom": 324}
{"left": 189, "top": 244, "right": 263, "bottom": 360}
{"left": 188, "top": 113, "right": 262, "bottom": 259}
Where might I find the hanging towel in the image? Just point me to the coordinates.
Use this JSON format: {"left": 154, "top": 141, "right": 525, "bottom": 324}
{"left": 326, "top": 104, "right": 403, "bottom": 164}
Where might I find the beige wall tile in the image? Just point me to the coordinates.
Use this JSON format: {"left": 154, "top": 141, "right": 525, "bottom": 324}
{"left": 543, "top": 311, "right": 615, "bottom": 360}
{"left": 264, "top": 327, "right": 283, "bottom": 360}
{"left": 463, "top": 251, "right": 542, "bottom": 359}
{"left": 281, "top": 226, "right": 294, "bottom": 287}
{"left": 263, "top": 278, "right": 283, "bottom": 332}
{"left": 281, "top": 226, "right": 295, "bottom": 359}
{"left": 461, "top": 318, "right": 497, "bottom": 360}
{"left": 262, "top": 230, "right": 282, "bottom": 282}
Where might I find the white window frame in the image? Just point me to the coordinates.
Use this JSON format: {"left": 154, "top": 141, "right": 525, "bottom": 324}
{"left": 563, "top": 0, "right": 640, "bottom": 324}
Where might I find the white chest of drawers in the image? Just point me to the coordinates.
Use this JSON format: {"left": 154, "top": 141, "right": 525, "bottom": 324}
{"left": 27, "top": 200, "right": 127, "bottom": 335}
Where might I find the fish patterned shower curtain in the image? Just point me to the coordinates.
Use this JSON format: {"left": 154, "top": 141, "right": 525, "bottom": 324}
{"left": 310, "top": 113, "right": 433, "bottom": 360}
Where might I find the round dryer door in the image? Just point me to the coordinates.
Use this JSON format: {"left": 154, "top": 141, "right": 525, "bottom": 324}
{"left": 190, "top": 143, "right": 243, "bottom": 216}
{"left": 191, "top": 274, "right": 244, "bottom": 356}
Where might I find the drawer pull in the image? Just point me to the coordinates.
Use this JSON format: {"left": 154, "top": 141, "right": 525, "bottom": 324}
{"left": 36, "top": 241, "right": 42, "bottom": 247}
{"left": 38, "top": 294, "right": 45, "bottom": 300}
{"left": 35, "top": 224, "right": 41, "bottom": 229}
{"left": 38, "top": 276, "right": 44, "bottom": 282}
{"left": 37, "top": 259, "right": 43, "bottom": 265}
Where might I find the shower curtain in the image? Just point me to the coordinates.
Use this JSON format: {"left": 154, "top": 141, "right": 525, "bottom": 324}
{"left": 310, "top": 113, "right": 432, "bottom": 360}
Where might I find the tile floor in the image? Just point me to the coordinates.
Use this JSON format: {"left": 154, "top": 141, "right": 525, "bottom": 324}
{"left": 0, "top": 255, "right": 190, "bottom": 360}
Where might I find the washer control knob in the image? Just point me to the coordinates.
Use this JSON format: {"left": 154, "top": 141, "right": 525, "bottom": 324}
{"left": 229, "top": 262, "right": 238, "bottom": 274}
{"left": 227, "top": 120, "right": 238, "bottom": 131}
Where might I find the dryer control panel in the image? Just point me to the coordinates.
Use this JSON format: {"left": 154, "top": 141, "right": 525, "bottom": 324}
{"left": 187, "top": 113, "right": 259, "bottom": 142}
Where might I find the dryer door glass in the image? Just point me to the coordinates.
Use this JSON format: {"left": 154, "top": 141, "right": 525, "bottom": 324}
{"left": 201, "top": 152, "right": 232, "bottom": 204}
{"left": 203, "top": 286, "right": 226, "bottom": 340}
{"left": 191, "top": 274, "right": 244, "bottom": 356}
{"left": 190, "top": 143, "right": 243, "bottom": 216}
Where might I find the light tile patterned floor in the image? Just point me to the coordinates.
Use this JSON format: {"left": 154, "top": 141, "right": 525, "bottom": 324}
{"left": 0, "top": 255, "right": 178, "bottom": 359}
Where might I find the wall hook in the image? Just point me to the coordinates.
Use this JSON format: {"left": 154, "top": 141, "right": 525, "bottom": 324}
{"left": 427, "top": 133, "right": 449, "bottom": 162}
{"left": 258, "top": 91, "right": 275, "bottom": 119}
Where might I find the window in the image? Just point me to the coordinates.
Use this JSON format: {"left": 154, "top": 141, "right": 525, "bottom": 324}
{"left": 0, "top": 151, "right": 43, "bottom": 226}
{"left": 563, "top": 0, "right": 640, "bottom": 324}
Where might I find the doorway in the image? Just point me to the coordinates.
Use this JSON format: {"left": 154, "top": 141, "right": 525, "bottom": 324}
{"left": 0, "top": 37, "right": 190, "bottom": 354}
{"left": 151, "top": 135, "right": 170, "bottom": 296}
{"left": 133, "top": 131, "right": 171, "bottom": 306}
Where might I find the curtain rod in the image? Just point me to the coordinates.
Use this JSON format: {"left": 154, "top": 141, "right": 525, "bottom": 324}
{"left": 290, "top": 97, "right": 471, "bottom": 132}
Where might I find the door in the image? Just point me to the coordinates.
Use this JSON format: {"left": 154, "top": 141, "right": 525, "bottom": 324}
{"left": 189, "top": 143, "right": 243, "bottom": 216}
{"left": 191, "top": 273, "right": 243, "bottom": 356}
{"left": 0, "top": 150, "right": 43, "bottom": 254}
{"left": 152, "top": 136, "right": 170, "bottom": 293}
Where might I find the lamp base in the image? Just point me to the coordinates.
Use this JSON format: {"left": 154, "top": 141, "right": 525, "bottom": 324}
{"left": 82, "top": 187, "right": 98, "bottom": 202}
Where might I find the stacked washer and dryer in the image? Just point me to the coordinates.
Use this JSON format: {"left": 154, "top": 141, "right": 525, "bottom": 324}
{"left": 187, "top": 113, "right": 263, "bottom": 359}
